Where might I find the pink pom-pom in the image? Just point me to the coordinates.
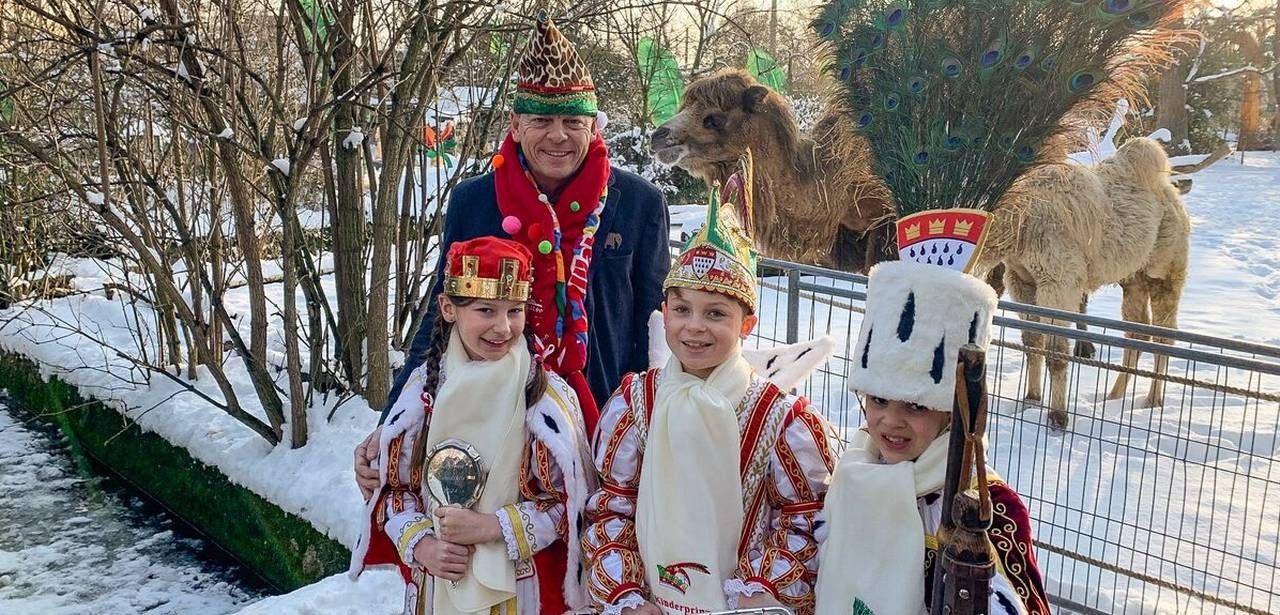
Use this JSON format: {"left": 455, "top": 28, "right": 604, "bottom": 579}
{"left": 502, "top": 215, "right": 522, "bottom": 235}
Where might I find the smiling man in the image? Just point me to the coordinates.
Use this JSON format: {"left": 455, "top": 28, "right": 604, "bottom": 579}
{"left": 355, "top": 16, "right": 670, "bottom": 499}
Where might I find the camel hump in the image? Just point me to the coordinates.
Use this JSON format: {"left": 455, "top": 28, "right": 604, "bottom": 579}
{"left": 1106, "top": 137, "right": 1172, "bottom": 189}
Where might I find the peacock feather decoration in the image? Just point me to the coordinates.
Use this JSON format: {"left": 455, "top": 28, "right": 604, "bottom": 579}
{"left": 812, "top": 0, "right": 1190, "bottom": 271}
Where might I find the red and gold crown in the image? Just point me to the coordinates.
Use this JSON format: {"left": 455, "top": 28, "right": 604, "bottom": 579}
{"left": 444, "top": 237, "right": 534, "bottom": 302}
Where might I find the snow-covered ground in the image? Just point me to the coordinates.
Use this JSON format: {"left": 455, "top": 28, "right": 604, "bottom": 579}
{"left": 0, "top": 393, "right": 265, "bottom": 613}
{"left": 749, "top": 151, "right": 1280, "bottom": 614}
{"left": 0, "top": 153, "right": 1277, "bottom": 613}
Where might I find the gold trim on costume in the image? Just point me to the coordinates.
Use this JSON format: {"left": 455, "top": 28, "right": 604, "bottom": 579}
{"left": 502, "top": 504, "right": 534, "bottom": 560}
{"left": 398, "top": 516, "right": 435, "bottom": 562}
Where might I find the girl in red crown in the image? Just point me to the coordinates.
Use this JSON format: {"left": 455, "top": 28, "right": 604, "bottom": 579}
{"left": 349, "top": 237, "right": 596, "bottom": 615}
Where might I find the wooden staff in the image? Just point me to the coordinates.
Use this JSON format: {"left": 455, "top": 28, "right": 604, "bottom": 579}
{"left": 929, "top": 344, "right": 995, "bottom": 615}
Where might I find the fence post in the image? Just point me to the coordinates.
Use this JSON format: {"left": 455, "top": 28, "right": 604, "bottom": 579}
{"left": 786, "top": 269, "right": 800, "bottom": 344}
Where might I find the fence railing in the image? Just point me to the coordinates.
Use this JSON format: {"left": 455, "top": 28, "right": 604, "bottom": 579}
{"left": 738, "top": 253, "right": 1280, "bottom": 615}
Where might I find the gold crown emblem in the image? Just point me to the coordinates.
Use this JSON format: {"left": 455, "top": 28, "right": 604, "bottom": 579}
{"left": 954, "top": 219, "right": 974, "bottom": 237}
{"left": 928, "top": 219, "right": 946, "bottom": 235}
{"left": 904, "top": 223, "right": 921, "bottom": 241}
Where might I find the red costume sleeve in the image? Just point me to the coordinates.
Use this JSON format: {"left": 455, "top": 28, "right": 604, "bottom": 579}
{"left": 988, "top": 482, "right": 1051, "bottom": 615}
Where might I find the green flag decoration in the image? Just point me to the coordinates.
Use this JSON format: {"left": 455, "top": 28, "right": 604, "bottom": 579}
{"left": 637, "top": 37, "right": 683, "bottom": 126}
{"left": 0, "top": 79, "right": 12, "bottom": 159}
{"left": 297, "top": 0, "right": 330, "bottom": 50}
{"left": 746, "top": 48, "right": 787, "bottom": 93}
{"left": 490, "top": 32, "right": 509, "bottom": 58}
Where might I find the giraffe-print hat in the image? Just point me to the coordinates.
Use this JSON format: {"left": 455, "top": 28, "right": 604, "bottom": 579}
{"left": 513, "top": 17, "right": 598, "bottom": 116}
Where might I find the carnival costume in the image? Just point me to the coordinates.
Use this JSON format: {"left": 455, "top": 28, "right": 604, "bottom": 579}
{"left": 352, "top": 237, "right": 596, "bottom": 615}
{"left": 586, "top": 180, "right": 840, "bottom": 615}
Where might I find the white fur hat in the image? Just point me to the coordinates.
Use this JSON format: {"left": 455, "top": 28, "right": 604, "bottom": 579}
{"left": 848, "top": 260, "right": 998, "bottom": 411}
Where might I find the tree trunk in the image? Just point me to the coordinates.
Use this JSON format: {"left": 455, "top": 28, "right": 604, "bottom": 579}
{"left": 1231, "top": 28, "right": 1268, "bottom": 151}
{"left": 208, "top": 148, "right": 225, "bottom": 363}
{"left": 159, "top": 0, "right": 285, "bottom": 437}
{"left": 1272, "top": 0, "right": 1279, "bottom": 149}
{"left": 1153, "top": 8, "right": 1190, "bottom": 153}
{"left": 365, "top": 1, "right": 457, "bottom": 410}
{"left": 1157, "top": 58, "right": 1190, "bottom": 153}
{"left": 173, "top": 125, "right": 203, "bottom": 379}
{"left": 331, "top": 0, "right": 367, "bottom": 391}
{"left": 282, "top": 192, "right": 307, "bottom": 448}
{"left": 1239, "top": 72, "right": 1263, "bottom": 151}
{"left": 80, "top": 40, "right": 279, "bottom": 443}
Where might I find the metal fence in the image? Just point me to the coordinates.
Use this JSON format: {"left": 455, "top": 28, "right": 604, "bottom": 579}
{"left": 740, "top": 255, "right": 1280, "bottom": 615}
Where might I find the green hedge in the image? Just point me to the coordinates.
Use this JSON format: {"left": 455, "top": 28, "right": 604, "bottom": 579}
{"left": 0, "top": 351, "right": 350, "bottom": 592}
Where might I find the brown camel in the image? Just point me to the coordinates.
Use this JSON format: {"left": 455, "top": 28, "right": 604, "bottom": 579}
{"left": 655, "top": 70, "right": 1190, "bottom": 430}
{"left": 650, "top": 68, "right": 893, "bottom": 272}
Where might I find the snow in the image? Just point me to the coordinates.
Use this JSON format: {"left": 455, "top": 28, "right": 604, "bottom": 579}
{"left": 0, "top": 395, "right": 264, "bottom": 613}
{"left": 342, "top": 126, "right": 364, "bottom": 150}
{"left": 293, "top": 118, "right": 307, "bottom": 132}
{"left": 270, "top": 158, "right": 291, "bottom": 176}
{"left": 668, "top": 203, "right": 709, "bottom": 237}
{"left": 233, "top": 570, "right": 402, "bottom": 614}
{"left": 216, "top": 127, "right": 234, "bottom": 140}
{"left": 426, "top": 86, "right": 497, "bottom": 123}
{"left": 1, "top": 153, "right": 1278, "bottom": 613}
{"left": 176, "top": 61, "right": 191, "bottom": 82}
{"left": 1167, "top": 153, "right": 1210, "bottom": 167}
{"left": 1067, "top": 100, "right": 1179, "bottom": 166}
{"left": 85, "top": 190, "right": 105, "bottom": 206}
{"left": 140, "top": 7, "right": 156, "bottom": 23}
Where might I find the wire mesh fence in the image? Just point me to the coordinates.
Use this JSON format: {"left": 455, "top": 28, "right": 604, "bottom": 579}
{"left": 739, "top": 255, "right": 1280, "bottom": 615}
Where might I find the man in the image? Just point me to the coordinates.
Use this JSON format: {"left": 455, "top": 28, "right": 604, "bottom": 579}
{"left": 355, "top": 16, "right": 669, "bottom": 496}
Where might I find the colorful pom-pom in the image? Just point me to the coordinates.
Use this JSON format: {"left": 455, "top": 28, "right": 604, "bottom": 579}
{"left": 491, "top": 153, "right": 505, "bottom": 169}
{"left": 537, "top": 240, "right": 553, "bottom": 255}
{"left": 569, "top": 201, "right": 581, "bottom": 212}
{"left": 529, "top": 223, "right": 544, "bottom": 239}
{"left": 538, "top": 193, "right": 550, "bottom": 204}
{"left": 501, "top": 215, "right": 522, "bottom": 235}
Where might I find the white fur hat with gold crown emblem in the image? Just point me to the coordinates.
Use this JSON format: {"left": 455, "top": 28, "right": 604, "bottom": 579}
{"left": 847, "top": 208, "right": 998, "bottom": 411}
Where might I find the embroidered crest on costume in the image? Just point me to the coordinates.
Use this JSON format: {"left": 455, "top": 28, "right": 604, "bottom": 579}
{"left": 655, "top": 562, "right": 710, "bottom": 594}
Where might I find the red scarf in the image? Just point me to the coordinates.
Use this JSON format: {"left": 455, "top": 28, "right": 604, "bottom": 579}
{"left": 493, "top": 132, "right": 609, "bottom": 432}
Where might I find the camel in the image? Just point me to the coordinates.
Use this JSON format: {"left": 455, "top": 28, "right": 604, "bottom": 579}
{"left": 655, "top": 69, "right": 1190, "bottom": 429}
{"left": 977, "top": 138, "right": 1189, "bottom": 427}
{"left": 650, "top": 68, "right": 893, "bottom": 272}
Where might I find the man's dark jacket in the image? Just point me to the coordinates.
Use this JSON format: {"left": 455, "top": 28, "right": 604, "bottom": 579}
{"left": 381, "top": 167, "right": 671, "bottom": 421}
